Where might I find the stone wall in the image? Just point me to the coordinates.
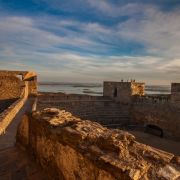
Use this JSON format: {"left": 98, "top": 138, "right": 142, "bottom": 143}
{"left": 0, "top": 81, "right": 29, "bottom": 135}
{"left": 103, "top": 82, "right": 132, "bottom": 103}
{"left": 131, "top": 103, "right": 180, "bottom": 140}
{"left": 37, "top": 93, "right": 131, "bottom": 126}
{"left": 16, "top": 108, "right": 180, "bottom": 180}
{"left": 0, "top": 70, "right": 37, "bottom": 135}
{"left": 171, "top": 83, "right": 180, "bottom": 103}
{"left": 0, "top": 75, "right": 23, "bottom": 100}
{"left": 37, "top": 91, "right": 180, "bottom": 140}
{"left": 0, "top": 70, "right": 38, "bottom": 96}
{"left": 103, "top": 81, "right": 144, "bottom": 104}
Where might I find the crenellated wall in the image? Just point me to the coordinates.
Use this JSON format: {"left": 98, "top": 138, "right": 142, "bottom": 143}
{"left": 16, "top": 108, "right": 180, "bottom": 180}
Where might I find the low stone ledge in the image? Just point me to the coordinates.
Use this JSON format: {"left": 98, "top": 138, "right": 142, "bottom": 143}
{"left": 17, "top": 108, "right": 180, "bottom": 180}
{"left": 0, "top": 84, "right": 28, "bottom": 135}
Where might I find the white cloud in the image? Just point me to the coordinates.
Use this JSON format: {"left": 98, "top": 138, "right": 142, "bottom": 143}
{"left": 0, "top": 2, "right": 180, "bottom": 84}
{"left": 117, "top": 6, "right": 180, "bottom": 58}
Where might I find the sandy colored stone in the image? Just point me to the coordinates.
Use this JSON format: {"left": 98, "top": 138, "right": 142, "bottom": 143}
{"left": 17, "top": 108, "right": 180, "bottom": 180}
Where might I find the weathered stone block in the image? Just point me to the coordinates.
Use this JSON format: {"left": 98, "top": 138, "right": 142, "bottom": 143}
{"left": 17, "top": 108, "right": 180, "bottom": 180}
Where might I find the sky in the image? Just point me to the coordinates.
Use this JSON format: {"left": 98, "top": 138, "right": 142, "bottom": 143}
{"left": 0, "top": 0, "right": 180, "bottom": 84}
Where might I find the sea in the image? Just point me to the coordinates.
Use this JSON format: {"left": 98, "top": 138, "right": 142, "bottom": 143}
{"left": 38, "top": 82, "right": 171, "bottom": 96}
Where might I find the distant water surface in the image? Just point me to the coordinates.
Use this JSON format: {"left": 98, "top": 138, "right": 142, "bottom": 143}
{"left": 39, "top": 82, "right": 171, "bottom": 96}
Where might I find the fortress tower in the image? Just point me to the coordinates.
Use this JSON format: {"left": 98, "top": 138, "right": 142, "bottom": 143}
{"left": 103, "top": 81, "right": 145, "bottom": 104}
{"left": 171, "top": 83, "right": 180, "bottom": 103}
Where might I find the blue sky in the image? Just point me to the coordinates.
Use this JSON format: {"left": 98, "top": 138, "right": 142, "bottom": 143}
{"left": 0, "top": 0, "right": 180, "bottom": 84}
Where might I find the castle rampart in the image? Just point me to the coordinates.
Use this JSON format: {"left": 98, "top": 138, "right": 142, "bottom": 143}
{"left": 37, "top": 81, "right": 180, "bottom": 141}
{"left": 130, "top": 103, "right": 180, "bottom": 140}
{"left": 37, "top": 93, "right": 131, "bottom": 126}
{"left": 0, "top": 70, "right": 37, "bottom": 135}
{"left": 0, "top": 81, "right": 29, "bottom": 134}
{"left": 1, "top": 70, "right": 180, "bottom": 179}
{"left": 16, "top": 108, "right": 180, "bottom": 180}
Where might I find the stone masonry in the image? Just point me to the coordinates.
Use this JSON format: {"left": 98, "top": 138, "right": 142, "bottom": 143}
{"left": 17, "top": 108, "right": 180, "bottom": 180}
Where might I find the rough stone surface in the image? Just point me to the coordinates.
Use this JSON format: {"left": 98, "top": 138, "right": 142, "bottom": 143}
{"left": 0, "top": 75, "right": 23, "bottom": 100}
{"left": 131, "top": 104, "right": 180, "bottom": 140}
{"left": 17, "top": 108, "right": 180, "bottom": 180}
{"left": 0, "top": 70, "right": 38, "bottom": 135}
{"left": 37, "top": 93, "right": 131, "bottom": 127}
{"left": 0, "top": 147, "right": 47, "bottom": 180}
{"left": 0, "top": 70, "right": 38, "bottom": 97}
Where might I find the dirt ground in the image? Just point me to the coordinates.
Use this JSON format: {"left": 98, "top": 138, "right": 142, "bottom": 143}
{"left": 129, "top": 130, "right": 180, "bottom": 156}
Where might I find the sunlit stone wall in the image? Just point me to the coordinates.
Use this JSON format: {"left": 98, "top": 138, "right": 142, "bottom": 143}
{"left": 17, "top": 108, "right": 180, "bottom": 180}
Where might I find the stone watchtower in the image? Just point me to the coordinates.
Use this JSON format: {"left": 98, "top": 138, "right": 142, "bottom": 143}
{"left": 103, "top": 81, "right": 145, "bottom": 104}
{"left": 171, "top": 83, "right": 180, "bottom": 103}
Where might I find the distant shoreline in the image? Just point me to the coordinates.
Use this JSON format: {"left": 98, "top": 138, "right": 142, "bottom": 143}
{"left": 38, "top": 83, "right": 171, "bottom": 96}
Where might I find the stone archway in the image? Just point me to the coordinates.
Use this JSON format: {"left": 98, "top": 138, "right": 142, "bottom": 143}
{"left": 145, "top": 124, "right": 163, "bottom": 137}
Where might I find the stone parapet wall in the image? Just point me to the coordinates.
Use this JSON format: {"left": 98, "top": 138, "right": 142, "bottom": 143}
{"left": 0, "top": 82, "right": 29, "bottom": 135}
{"left": 132, "top": 94, "right": 171, "bottom": 104}
{"left": 38, "top": 92, "right": 109, "bottom": 101}
{"left": 131, "top": 103, "right": 180, "bottom": 140}
{"left": 37, "top": 93, "right": 130, "bottom": 126}
{"left": 17, "top": 108, "right": 180, "bottom": 180}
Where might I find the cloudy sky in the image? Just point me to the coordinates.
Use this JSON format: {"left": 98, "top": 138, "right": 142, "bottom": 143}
{"left": 0, "top": 0, "right": 180, "bottom": 84}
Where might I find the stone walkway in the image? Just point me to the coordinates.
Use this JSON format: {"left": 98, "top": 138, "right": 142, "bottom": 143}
{"left": 130, "top": 130, "right": 180, "bottom": 156}
{"left": 0, "top": 99, "right": 32, "bottom": 150}
{"left": 0, "top": 98, "right": 46, "bottom": 180}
